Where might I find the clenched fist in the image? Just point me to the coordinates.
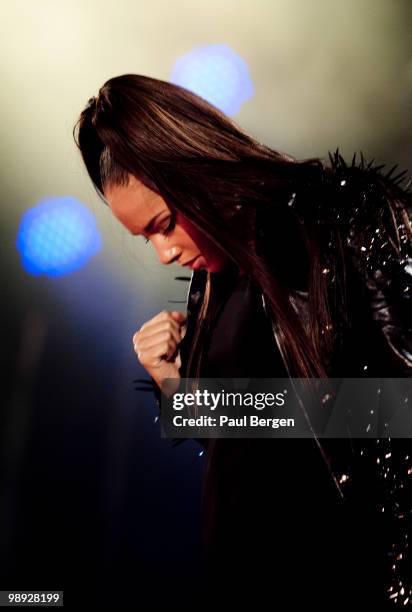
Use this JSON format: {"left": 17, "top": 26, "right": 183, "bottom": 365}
{"left": 132, "top": 310, "right": 187, "bottom": 396}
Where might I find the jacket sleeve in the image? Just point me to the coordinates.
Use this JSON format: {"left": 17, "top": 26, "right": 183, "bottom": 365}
{"left": 322, "top": 151, "right": 412, "bottom": 377}
{"left": 152, "top": 377, "right": 187, "bottom": 448}
{"left": 135, "top": 376, "right": 207, "bottom": 450}
{"left": 321, "top": 156, "right": 412, "bottom": 602}
{"left": 345, "top": 177, "right": 412, "bottom": 376}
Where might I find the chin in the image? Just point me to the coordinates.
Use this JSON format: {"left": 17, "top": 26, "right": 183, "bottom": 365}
{"left": 199, "top": 256, "right": 229, "bottom": 273}
{"left": 206, "top": 264, "right": 225, "bottom": 273}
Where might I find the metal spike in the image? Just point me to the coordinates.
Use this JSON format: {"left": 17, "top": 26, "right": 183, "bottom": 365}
{"left": 338, "top": 153, "right": 347, "bottom": 168}
{"left": 391, "top": 169, "right": 409, "bottom": 184}
{"left": 360, "top": 151, "right": 366, "bottom": 170}
{"left": 351, "top": 152, "right": 357, "bottom": 167}
{"left": 385, "top": 164, "right": 399, "bottom": 179}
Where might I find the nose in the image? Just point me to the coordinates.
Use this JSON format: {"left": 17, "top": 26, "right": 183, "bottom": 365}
{"left": 153, "top": 240, "right": 181, "bottom": 265}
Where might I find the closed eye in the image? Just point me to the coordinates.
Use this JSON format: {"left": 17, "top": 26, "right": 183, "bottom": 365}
{"left": 143, "top": 214, "right": 176, "bottom": 245}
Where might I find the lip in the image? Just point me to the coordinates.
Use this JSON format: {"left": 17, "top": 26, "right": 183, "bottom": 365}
{"left": 182, "top": 256, "right": 198, "bottom": 267}
{"left": 185, "top": 256, "right": 204, "bottom": 270}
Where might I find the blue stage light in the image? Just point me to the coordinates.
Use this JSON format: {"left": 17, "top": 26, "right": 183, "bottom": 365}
{"left": 17, "top": 196, "right": 102, "bottom": 277}
{"left": 170, "top": 43, "right": 254, "bottom": 116}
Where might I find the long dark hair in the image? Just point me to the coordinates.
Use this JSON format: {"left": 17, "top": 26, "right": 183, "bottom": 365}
{"left": 73, "top": 73, "right": 412, "bottom": 380}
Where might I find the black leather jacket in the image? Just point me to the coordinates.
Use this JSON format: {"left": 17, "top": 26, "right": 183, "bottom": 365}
{"left": 141, "top": 150, "right": 412, "bottom": 604}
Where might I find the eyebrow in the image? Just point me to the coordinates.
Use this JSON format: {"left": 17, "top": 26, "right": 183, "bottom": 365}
{"left": 131, "top": 211, "right": 166, "bottom": 236}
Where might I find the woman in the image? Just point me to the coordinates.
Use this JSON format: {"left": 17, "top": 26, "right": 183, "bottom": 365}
{"left": 73, "top": 73, "right": 412, "bottom": 607}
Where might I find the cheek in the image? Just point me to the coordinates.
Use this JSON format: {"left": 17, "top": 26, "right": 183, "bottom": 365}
{"left": 176, "top": 212, "right": 229, "bottom": 270}
{"left": 177, "top": 213, "right": 208, "bottom": 251}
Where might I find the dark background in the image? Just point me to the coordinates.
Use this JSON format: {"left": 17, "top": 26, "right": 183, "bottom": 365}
{"left": 1, "top": 248, "right": 204, "bottom": 609}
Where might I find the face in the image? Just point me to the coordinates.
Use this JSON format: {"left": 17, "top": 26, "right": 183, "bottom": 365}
{"left": 104, "top": 174, "right": 231, "bottom": 273}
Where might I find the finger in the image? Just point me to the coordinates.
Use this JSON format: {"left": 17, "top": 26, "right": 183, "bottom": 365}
{"left": 180, "top": 323, "right": 188, "bottom": 340}
{"left": 139, "top": 340, "right": 177, "bottom": 366}
{"left": 134, "top": 334, "right": 177, "bottom": 359}
{"left": 136, "top": 311, "right": 186, "bottom": 340}
{"left": 140, "top": 310, "right": 184, "bottom": 331}
{"left": 134, "top": 320, "right": 181, "bottom": 346}
{"left": 135, "top": 330, "right": 178, "bottom": 353}
{"left": 170, "top": 310, "right": 187, "bottom": 322}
